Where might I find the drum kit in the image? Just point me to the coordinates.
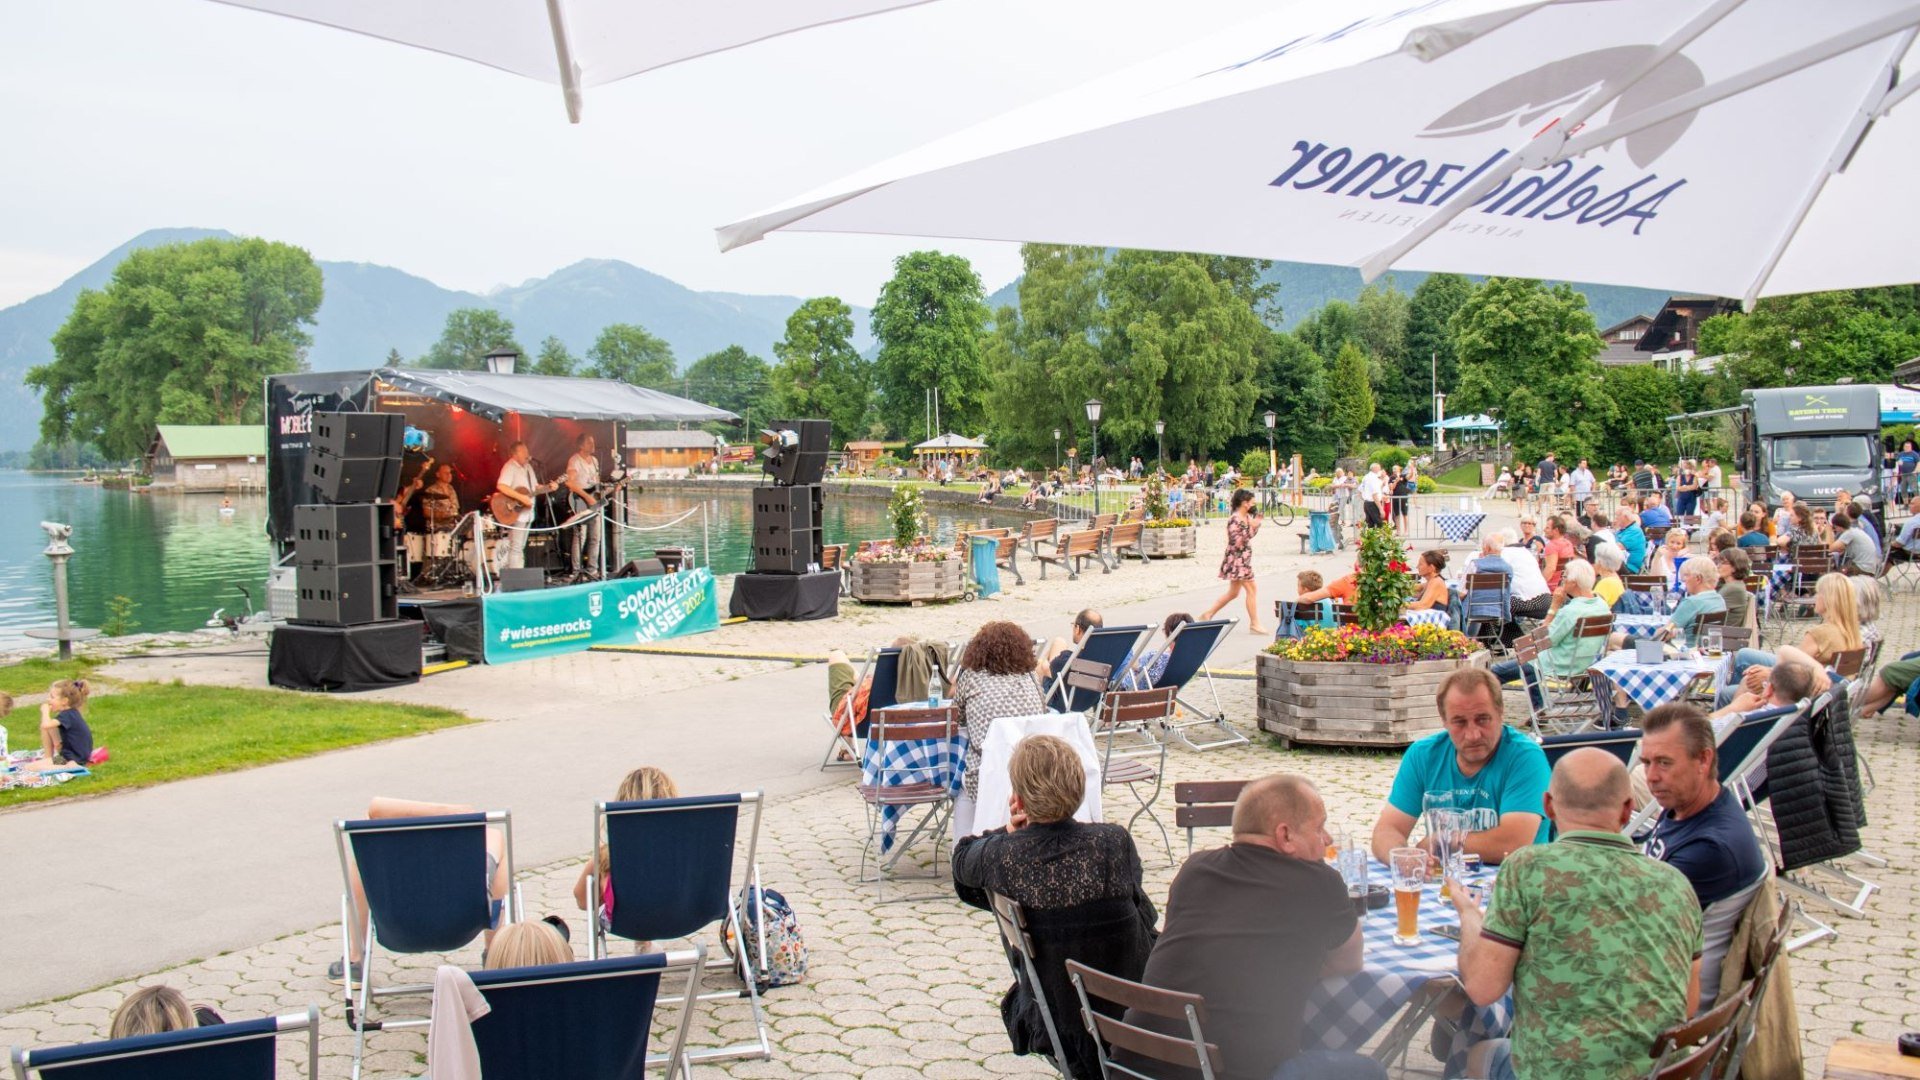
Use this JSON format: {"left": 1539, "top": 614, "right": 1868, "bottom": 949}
{"left": 392, "top": 465, "right": 633, "bottom": 590}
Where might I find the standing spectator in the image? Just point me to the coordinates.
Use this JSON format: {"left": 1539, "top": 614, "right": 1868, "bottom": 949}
{"left": 1534, "top": 451, "right": 1559, "bottom": 497}
{"left": 1358, "top": 463, "right": 1387, "bottom": 527}
{"left": 1200, "top": 490, "right": 1268, "bottom": 634}
{"left": 1703, "top": 457, "right": 1724, "bottom": 496}
{"left": 1124, "top": 775, "right": 1376, "bottom": 1080}
{"left": 956, "top": 735, "right": 1158, "bottom": 1079}
{"left": 1449, "top": 749, "right": 1702, "bottom": 1080}
{"left": 1569, "top": 458, "right": 1595, "bottom": 504}
{"left": 1638, "top": 704, "right": 1769, "bottom": 1013}
{"left": 1631, "top": 459, "right": 1660, "bottom": 493}
{"left": 1898, "top": 438, "right": 1920, "bottom": 499}
{"left": 1674, "top": 460, "right": 1701, "bottom": 517}
{"left": 1391, "top": 464, "right": 1415, "bottom": 526}
{"left": 953, "top": 621, "right": 1048, "bottom": 839}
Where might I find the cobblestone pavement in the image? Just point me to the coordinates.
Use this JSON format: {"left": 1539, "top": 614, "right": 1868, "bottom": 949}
{"left": 3, "top": 511, "right": 1916, "bottom": 1077}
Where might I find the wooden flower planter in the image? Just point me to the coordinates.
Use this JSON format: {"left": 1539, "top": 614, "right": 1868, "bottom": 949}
{"left": 1139, "top": 525, "right": 1197, "bottom": 558}
{"left": 849, "top": 558, "right": 965, "bottom": 605}
{"left": 1256, "top": 650, "right": 1489, "bottom": 748}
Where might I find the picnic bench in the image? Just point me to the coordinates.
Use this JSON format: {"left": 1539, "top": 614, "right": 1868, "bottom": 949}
{"left": 1036, "top": 527, "right": 1109, "bottom": 580}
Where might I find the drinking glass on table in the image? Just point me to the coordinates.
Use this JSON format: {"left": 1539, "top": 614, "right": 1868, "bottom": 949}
{"left": 1390, "top": 847, "right": 1427, "bottom": 945}
{"left": 1429, "top": 809, "right": 1468, "bottom": 897}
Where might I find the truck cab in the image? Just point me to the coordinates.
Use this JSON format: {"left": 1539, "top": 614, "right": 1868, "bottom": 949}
{"left": 1743, "top": 386, "right": 1883, "bottom": 510}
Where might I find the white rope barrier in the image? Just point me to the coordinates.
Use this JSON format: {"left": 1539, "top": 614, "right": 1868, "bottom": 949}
{"left": 608, "top": 506, "right": 702, "bottom": 533}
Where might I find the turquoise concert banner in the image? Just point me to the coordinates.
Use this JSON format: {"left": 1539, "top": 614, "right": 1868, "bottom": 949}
{"left": 482, "top": 569, "right": 719, "bottom": 664}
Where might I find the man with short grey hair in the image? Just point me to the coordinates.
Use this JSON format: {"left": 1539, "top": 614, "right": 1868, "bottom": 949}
{"left": 1126, "top": 774, "right": 1376, "bottom": 1080}
{"left": 1450, "top": 748, "right": 1702, "bottom": 1080}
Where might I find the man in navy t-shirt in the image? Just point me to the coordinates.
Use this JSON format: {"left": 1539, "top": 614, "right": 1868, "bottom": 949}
{"left": 1639, "top": 703, "right": 1767, "bottom": 1012}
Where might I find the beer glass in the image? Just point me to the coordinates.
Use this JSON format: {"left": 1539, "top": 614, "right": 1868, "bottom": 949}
{"left": 1390, "top": 847, "right": 1427, "bottom": 945}
{"left": 1429, "top": 809, "right": 1468, "bottom": 899}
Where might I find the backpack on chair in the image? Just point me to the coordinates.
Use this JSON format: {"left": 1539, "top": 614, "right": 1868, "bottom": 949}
{"left": 723, "top": 885, "right": 808, "bottom": 990}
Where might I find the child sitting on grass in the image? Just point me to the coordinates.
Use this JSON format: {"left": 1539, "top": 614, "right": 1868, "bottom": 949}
{"left": 26, "top": 679, "right": 93, "bottom": 772}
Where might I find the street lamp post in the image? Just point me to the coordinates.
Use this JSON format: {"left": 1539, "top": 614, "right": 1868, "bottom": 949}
{"left": 1154, "top": 419, "right": 1165, "bottom": 475}
{"left": 1085, "top": 399, "right": 1103, "bottom": 516}
{"left": 1263, "top": 410, "right": 1278, "bottom": 505}
{"left": 1053, "top": 428, "right": 1061, "bottom": 471}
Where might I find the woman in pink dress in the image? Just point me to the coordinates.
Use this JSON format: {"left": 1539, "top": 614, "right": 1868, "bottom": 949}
{"left": 1201, "top": 489, "right": 1267, "bottom": 634}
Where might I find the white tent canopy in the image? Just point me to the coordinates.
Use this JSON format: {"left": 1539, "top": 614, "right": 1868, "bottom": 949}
{"left": 913, "top": 432, "right": 988, "bottom": 451}
{"left": 209, "top": 0, "right": 940, "bottom": 122}
{"left": 720, "top": 0, "right": 1920, "bottom": 303}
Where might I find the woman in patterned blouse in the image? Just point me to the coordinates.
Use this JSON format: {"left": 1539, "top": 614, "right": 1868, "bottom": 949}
{"left": 951, "top": 619, "right": 1047, "bottom": 839}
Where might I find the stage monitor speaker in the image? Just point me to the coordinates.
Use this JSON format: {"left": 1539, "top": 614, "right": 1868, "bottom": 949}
{"left": 753, "top": 528, "right": 819, "bottom": 575}
{"left": 312, "top": 411, "right": 405, "bottom": 459}
{"left": 613, "top": 558, "right": 669, "bottom": 579}
{"left": 307, "top": 449, "right": 401, "bottom": 503}
{"left": 294, "top": 504, "right": 395, "bottom": 565}
{"left": 499, "top": 568, "right": 549, "bottom": 592}
{"left": 296, "top": 561, "right": 398, "bottom": 625}
{"left": 764, "top": 419, "right": 832, "bottom": 486}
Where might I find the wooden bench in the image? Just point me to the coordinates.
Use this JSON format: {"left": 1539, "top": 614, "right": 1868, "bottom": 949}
{"left": 990, "top": 533, "right": 1025, "bottom": 585}
{"left": 821, "top": 543, "right": 848, "bottom": 595}
{"left": 1106, "top": 519, "right": 1146, "bottom": 565}
{"left": 1021, "top": 517, "right": 1059, "bottom": 558}
{"left": 1173, "top": 780, "right": 1250, "bottom": 855}
{"left": 1035, "top": 527, "right": 1108, "bottom": 580}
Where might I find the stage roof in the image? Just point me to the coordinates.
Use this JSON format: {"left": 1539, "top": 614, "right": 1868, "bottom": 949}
{"left": 370, "top": 368, "right": 738, "bottom": 424}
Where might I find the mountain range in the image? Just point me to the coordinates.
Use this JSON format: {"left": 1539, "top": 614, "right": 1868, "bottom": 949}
{"left": 0, "top": 227, "right": 875, "bottom": 452}
{"left": 986, "top": 260, "right": 1675, "bottom": 332}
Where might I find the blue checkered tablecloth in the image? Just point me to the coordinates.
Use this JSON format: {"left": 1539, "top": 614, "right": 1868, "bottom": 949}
{"left": 1303, "top": 872, "right": 1511, "bottom": 1059}
{"left": 1429, "top": 512, "right": 1487, "bottom": 544}
{"left": 1403, "top": 608, "right": 1450, "bottom": 627}
{"left": 1588, "top": 649, "right": 1721, "bottom": 713}
{"left": 1613, "top": 613, "right": 1668, "bottom": 641}
{"left": 861, "top": 724, "right": 966, "bottom": 853}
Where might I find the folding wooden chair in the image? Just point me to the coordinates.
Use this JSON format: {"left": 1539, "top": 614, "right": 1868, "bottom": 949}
{"left": 465, "top": 951, "right": 705, "bottom": 1079}
{"left": 1724, "top": 899, "right": 1796, "bottom": 1078}
{"left": 1065, "top": 961, "right": 1224, "bottom": 1080}
{"left": 1095, "top": 686, "right": 1175, "bottom": 864}
{"left": 588, "top": 792, "right": 770, "bottom": 1065}
{"left": 856, "top": 706, "right": 961, "bottom": 902}
{"left": 821, "top": 646, "right": 901, "bottom": 770}
{"left": 986, "top": 895, "right": 1072, "bottom": 1079}
{"left": 1173, "top": 780, "right": 1249, "bottom": 855}
{"left": 333, "top": 810, "right": 520, "bottom": 1077}
{"left": 1648, "top": 974, "right": 1750, "bottom": 1076}
{"left": 9, "top": 1009, "right": 319, "bottom": 1080}
{"left": 1646, "top": 1026, "right": 1733, "bottom": 1080}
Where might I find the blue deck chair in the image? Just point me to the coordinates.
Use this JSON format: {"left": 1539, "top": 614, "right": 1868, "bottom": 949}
{"left": 1539, "top": 727, "right": 1642, "bottom": 772}
{"left": 334, "top": 810, "right": 519, "bottom": 1077}
{"left": 1045, "top": 625, "right": 1149, "bottom": 714}
{"left": 1150, "top": 618, "right": 1245, "bottom": 751}
{"left": 821, "top": 646, "right": 901, "bottom": 770}
{"left": 10, "top": 1008, "right": 318, "bottom": 1080}
{"left": 464, "top": 950, "right": 704, "bottom": 1080}
{"left": 588, "top": 792, "right": 770, "bottom": 1066}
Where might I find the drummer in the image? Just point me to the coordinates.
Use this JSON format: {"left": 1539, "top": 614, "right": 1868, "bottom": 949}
{"left": 421, "top": 464, "right": 460, "bottom": 530}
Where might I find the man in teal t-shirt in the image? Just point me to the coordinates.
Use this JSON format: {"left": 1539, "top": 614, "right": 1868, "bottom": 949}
{"left": 1371, "top": 668, "right": 1551, "bottom": 865}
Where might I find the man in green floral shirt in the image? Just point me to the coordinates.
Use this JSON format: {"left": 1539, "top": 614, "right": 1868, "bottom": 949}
{"left": 1447, "top": 747, "right": 1702, "bottom": 1080}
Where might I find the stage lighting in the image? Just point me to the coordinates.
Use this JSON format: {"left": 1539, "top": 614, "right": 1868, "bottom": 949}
{"left": 403, "top": 426, "right": 433, "bottom": 453}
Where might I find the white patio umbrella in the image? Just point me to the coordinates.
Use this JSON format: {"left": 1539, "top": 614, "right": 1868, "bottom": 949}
{"left": 719, "top": 0, "right": 1920, "bottom": 304}
{"left": 209, "top": 0, "right": 943, "bottom": 122}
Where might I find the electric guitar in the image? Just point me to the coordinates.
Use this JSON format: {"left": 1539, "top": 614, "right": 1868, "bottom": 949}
{"left": 566, "top": 473, "right": 636, "bottom": 516}
{"left": 489, "top": 474, "right": 562, "bottom": 527}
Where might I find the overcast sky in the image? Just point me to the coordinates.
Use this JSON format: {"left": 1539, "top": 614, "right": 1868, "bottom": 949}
{"left": 0, "top": 0, "right": 1277, "bottom": 309}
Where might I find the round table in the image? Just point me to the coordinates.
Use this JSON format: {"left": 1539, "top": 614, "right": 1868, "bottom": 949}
{"left": 1588, "top": 648, "right": 1723, "bottom": 714}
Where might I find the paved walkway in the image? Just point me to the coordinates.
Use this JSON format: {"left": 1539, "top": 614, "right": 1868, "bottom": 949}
{"left": 2, "top": 511, "right": 1914, "bottom": 1077}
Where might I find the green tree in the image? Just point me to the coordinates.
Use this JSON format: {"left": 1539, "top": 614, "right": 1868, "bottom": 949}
{"left": 29, "top": 236, "right": 322, "bottom": 460}
{"left": 385, "top": 347, "right": 404, "bottom": 367}
{"left": 1101, "top": 250, "right": 1267, "bottom": 462}
{"left": 1294, "top": 299, "right": 1358, "bottom": 362}
{"left": 1354, "top": 282, "right": 1413, "bottom": 439}
{"left": 1406, "top": 272, "right": 1474, "bottom": 431}
{"left": 770, "top": 297, "right": 873, "bottom": 444}
{"left": 1595, "top": 366, "right": 1686, "bottom": 467}
{"left": 1449, "top": 278, "right": 1609, "bottom": 460}
{"left": 683, "top": 345, "right": 770, "bottom": 423}
{"left": 1259, "top": 332, "right": 1336, "bottom": 469}
{"left": 586, "top": 323, "right": 676, "bottom": 386}
{"left": 531, "top": 335, "right": 577, "bottom": 376}
{"left": 871, "top": 251, "right": 990, "bottom": 438}
{"left": 1327, "top": 342, "right": 1376, "bottom": 453}
{"left": 982, "top": 245, "right": 1110, "bottom": 464}
{"left": 1697, "top": 287, "right": 1920, "bottom": 391}
{"left": 422, "top": 308, "right": 521, "bottom": 370}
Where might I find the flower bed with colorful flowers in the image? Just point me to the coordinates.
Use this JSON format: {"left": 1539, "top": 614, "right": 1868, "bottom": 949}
{"left": 852, "top": 541, "right": 955, "bottom": 564}
{"left": 1144, "top": 518, "right": 1195, "bottom": 529}
{"left": 1266, "top": 623, "right": 1477, "bottom": 665}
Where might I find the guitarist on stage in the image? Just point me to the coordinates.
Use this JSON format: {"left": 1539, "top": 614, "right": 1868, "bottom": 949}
{"left": 564, "top": 433, "right": 604, "bottom": 578}
{"left": 493, "top": 440, "right": 557, "bottom": 572}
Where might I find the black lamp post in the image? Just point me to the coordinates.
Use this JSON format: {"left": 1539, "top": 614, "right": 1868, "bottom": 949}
{"left": 1086, "top": 399, "right": 1103, "bottom": 516}
{"left": 1155, "top": 418, "right": 1166, "bottom": 474}
{"left": 1053, "top": 428, "right": 1061, "bottom": 471}
{"left": 1264, "top": 409, "right": 1278, "bottom": 484}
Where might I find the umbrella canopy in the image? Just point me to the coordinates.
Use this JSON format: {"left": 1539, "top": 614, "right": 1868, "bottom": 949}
{"left": 210, "top": 0, "right": 940, "bottom": 122}
{"left": 721, "top": 0, "right": 1920, "bottom": 303}
{"left": 1425, "top": 414, "right": 1503, "bottom": 431}
{"left": 913, "top": 432, "right": 988, "bottom": 452}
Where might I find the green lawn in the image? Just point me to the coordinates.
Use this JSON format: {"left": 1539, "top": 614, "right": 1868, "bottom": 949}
{"left": 1437, "top": 462, "right": 1484, "bottom": 489}
{"left": 0, "top": 656, "right": 105, "bottom": 698}
{"left": 1, "top": 681, "right": 474, "bottom": 807}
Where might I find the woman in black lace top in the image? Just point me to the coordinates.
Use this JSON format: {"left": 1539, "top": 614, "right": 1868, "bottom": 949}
{"left": 954, "top": 735, "right": 1157, "bottom": 1079}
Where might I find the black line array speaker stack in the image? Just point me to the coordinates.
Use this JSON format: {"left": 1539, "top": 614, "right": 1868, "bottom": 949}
{"left": 272, "top": 411, "right": 419, "bottom": 692}
{"left": 729, "top": 418, "right": 838, "bottom": 620}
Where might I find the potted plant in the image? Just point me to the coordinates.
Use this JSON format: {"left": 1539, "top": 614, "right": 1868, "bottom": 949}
{"left": 1255, "top": 525, "right": 1487, "bottom": 748}
{"left": 848, "top": 484, "right": 965, "bottom": 603}
{"left": 1138, "top": 471, "right": 1198, "bottom": 558}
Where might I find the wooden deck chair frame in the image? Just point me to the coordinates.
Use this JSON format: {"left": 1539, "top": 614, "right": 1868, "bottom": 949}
{"left": 1096, "top": 686, "right": 1175, "bottom": 865}
{"left": 10, "top": 1009, "right": 321, "bottom": 1080}
{"left": 1648, "top": 963, "right": 1751, "bottom": 1075}
{"left": 588, "top": 794, "right": 771, "bottom": 1066}
{"left": 332, "top": 810, "right": 521, "bottom": 1078}
{"left": 986, "top": 894, "right": 1071, "bottom": 1078}
{"left": 1065, "top": 961, "right": 1222, "bottom": 1080}
{"left": 1150, "top": 618, "right": 1244, "bottom": 752}
{"left": 820, "top": 646, "right": 885, "bottom": 771}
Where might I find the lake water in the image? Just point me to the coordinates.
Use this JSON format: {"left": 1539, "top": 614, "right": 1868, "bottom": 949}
{"left": 0, "top": 474, "right": 1018, "bottom": 650}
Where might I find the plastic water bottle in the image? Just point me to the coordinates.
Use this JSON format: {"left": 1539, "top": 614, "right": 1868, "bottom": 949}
{"left": 928, "top": 670, "right": 943, "bottom": 708}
